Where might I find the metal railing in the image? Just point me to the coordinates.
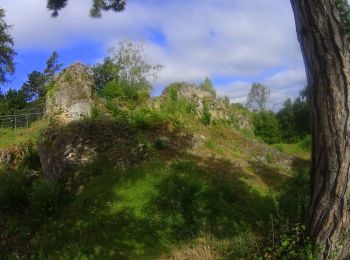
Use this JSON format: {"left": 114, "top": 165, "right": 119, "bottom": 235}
{"left": 0, "top": 108, "right": 44, "bottom": 129}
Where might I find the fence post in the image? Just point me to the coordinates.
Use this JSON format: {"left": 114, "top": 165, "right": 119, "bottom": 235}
{"left": 14, "top": 116, "right": 16, "bottom": 130}
{"left": 26, "top": 114, "right": 29, "bottom": 128}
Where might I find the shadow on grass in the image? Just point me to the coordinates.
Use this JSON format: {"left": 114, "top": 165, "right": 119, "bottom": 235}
{"left": 0, "top": 117, "right": 308, "bottom": 259}
{"left": 28, "top": 154, "right": 310, "bottom": 259}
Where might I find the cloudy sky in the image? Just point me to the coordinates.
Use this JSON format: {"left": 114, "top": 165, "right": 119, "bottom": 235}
{"left": 0, "top": 0, "right": 306, "bottom": 110}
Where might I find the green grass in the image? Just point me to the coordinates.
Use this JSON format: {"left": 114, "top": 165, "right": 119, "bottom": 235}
{"left": 23, "top": 156, "right": 310, "bottom": 259}
{"left": 0, "top": 95, "right": 314, "bottom": 258}
{"left": 272, "top": 142, "right": 310, "bottom": 160}
{"left": 0, "top": 120, "right": 47, "bottom": 149}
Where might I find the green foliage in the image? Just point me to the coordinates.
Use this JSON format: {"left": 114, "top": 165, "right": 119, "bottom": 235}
{"left": 0, "top": 171, "right": 28, "bottom": 214}
{"left": 228, "top": 103, "right": 254, "bottom": 133}
{"left": 47, "top": 0, "right": 126, "bottom": 17}
{"left": 0, "top": 89, "right": 27, "bottom": 114}
{"left": 0, "top": 120, "right": 47, "bottom": 149}
{"left": 299, "top": 135, "right": 311, "bottom": 151}
{"left": 166, "top": 82, "right": 182, "bottom": 102}
{"left": 107, "top": 40, "right": 162, "bottom": 94}
{"left": 92, "top": 57, "right": 119, "bottom": 93}
{"left": 277, "top": 88, "right": 310, "bottom": 143}
{"left": 265, "top": 223, "right": 314, "bottom": 259}
{"left": 28, "top": 159, "right": 277, "bottom": 258}
{"left": 90, "top": 104, "right": 100, "bottom": 119}
{"left": 253, "top": 111, "right": 280, "bottom": 144}
{"left": 0, "top": 51, "right": 62, "bottom": 114}
{"left": 94, "top": 40, "right": 161, "bottom": 110}
{"left": 199, "top": 77, "right": 216, "bottom": 97}
{"left": 130, "top": 107, "right": 167, "bottom": 129}
{"left": 0, "top": 8, "right": 16, "bottom": 85}
{"left": 29, "top": 180, "right": 61, "bottom": 225}
{"left": 21, "top": 71, "right": 46, "bottom": 102}
{"left": 336, "top": 0, "right": 350, "bottom": 34}
{"left": 44, "top": 51, "right": 63, "bottom": 82}
{"left": 201, "top": 101, "right": 212, "bottom": 126}
{"left": 278, "top": 98, "right": 296, "bottom": 142}
{"left": 246, "top": 82, "right": 271, "bottom": 112}
{"left": 262, "top": 163, "right": 313, "bottom": 259}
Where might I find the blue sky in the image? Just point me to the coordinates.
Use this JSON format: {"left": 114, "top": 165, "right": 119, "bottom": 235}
{"left": 0, "top": 0, "right": 306, "bottom": 109}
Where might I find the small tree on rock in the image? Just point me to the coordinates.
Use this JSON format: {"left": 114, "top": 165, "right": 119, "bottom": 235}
{"left": 199, "top": 77, "right": 216, "bottom": 97}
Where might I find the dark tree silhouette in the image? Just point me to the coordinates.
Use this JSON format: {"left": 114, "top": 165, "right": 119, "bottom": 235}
{"left": 47, "top": 0, "right": 126, "bottom": 17}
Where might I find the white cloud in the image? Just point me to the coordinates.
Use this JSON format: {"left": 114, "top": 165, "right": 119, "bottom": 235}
{"left": 0, "top": 0, "right": 306, "bottom": 104}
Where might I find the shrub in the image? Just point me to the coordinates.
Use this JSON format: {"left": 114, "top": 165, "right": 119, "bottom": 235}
{"left": 201, "top": 102, "right": 211, "bottom": 126}
{"left": 264, "top": 223, "right": 314, "bottom": 259}
{"left": 299, "top": 135, "right": 311, "bottom": 151}
{"left": 253, "top": 111, "right": 281, "bottom": 144}
{"left": 29, "top": 179, "right": 61, "bottom": 224}
{"left": 131, "top": 108, "right": 167, "bottom": 129}
{"left": 0, "top": 171, "right": 29, "bottom": 214}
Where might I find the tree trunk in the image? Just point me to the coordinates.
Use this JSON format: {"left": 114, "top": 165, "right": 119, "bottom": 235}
{"left": 290, "top": 0, "right": 350, "bottom": 258}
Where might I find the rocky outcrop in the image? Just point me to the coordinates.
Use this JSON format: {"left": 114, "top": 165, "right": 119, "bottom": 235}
{"left": 0, "top": 144, "right": 38, "bottom": 170}
{"left": 45, "top": 63, "right": 94, "bottom": 123}
{"left": 38, "top": 120, "right": 148, "bottom": 185}
{"left": 159, "top": 82, "right": 230, "bottom": 119}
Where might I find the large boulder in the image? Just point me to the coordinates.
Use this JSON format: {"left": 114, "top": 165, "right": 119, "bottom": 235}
{"left": 38, "top": 121, "right": 149, "bottom": 187}
{"left": 45, "top": 63, "right": 94, "bottom": 123}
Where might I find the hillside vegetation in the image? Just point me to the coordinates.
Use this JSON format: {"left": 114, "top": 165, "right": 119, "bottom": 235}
{"left": 0, "top": 42, "right": 312, "bottom": 259}
{"left": 0, "top": 87, "right": 311, "bottom": 259}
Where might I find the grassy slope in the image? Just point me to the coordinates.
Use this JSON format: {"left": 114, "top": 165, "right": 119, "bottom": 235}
{"left": 0, "top": 104, "right": 310, "bottom": 258}
{"left": 0, "top": 120, "right": 47, "bottom": 149}
{"left": 23, "top": 118, "right": 310, "bottom": 259}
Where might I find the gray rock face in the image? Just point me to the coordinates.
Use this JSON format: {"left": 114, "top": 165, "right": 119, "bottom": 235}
{"left": 38, "top": 121, "right": 148, "bottom": 187}
{"left": 45, "top": 63, "right": 94, "bottom": 123}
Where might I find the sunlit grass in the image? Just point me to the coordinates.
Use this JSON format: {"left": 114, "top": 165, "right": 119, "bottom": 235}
{"left": 0, "top": 120, "right": 47, "bottom": 149}
{"left": 272, "top": 142, "right": 310, "bottom": 160}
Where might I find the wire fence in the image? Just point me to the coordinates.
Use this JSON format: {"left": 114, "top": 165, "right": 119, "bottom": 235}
{"left": 0, "top": 108, "right": 45, "bottom": 129}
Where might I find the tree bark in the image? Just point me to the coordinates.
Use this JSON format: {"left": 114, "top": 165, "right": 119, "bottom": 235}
{"left": 290, "top": 0, "right": 350, "bottom": 258}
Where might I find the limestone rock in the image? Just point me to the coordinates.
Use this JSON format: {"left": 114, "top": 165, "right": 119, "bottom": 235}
{"left": 160, "top": 82, "right": 231, "bottom": 121}
{"left": 38, "top": 120, "right": 148, "bottom": 185}
{"left": 45, "top": 63, "right": 94, "bottom": 123}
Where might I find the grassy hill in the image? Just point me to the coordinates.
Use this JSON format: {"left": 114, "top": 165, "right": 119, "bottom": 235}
{"left": 0, "top": 85, "right": 312, "bottom": 259}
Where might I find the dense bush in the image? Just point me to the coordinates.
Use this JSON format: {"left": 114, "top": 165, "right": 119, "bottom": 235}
{"left": 253, "top": 111, "right": 281, "bottom": 144}
{"left": 201, "top": 101, "right": 212, "bottom": 126}
{"left": 0, "top": 171, "right": 29, "bottom": 214}
{"left": 299, "top": 135, "right": 311, "bottom": 151}
{"left": 29, "top": 179, "right": 61, "bottom": 225}
{"left": 277, "top": 87, "right": 311, "bottom": 143}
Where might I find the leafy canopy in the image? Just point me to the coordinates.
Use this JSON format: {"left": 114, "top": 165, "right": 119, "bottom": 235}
{"left": 0, "top": 8, "right": 16, "bottom": 85}
{"left": 47, "top": 0, "right": 126, "bottom": 17}
{"left": 246, "top": 82, "right": 271, "bottom": 112}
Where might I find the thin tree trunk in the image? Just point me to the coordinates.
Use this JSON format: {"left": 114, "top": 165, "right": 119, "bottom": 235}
{"left": 290, "top": 0, "right": 350, "bottom": 258}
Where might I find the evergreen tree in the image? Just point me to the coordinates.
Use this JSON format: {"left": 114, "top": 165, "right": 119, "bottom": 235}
{"left": 47, "top": 0, "right": 126, "bottom": 17}
{"left": 21, "top": 71, "right": 46, "bottom": 102}
{"left": 44, "top": 51, "right": 63, "bottom": 82}
{"left": 0, "top": 8, "right": 16, "bottom": 85}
